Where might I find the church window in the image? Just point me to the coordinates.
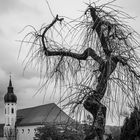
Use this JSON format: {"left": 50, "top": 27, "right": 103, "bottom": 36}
{"left": 5, "top": 108, "right": 6, "bottom": 114}
{"left": 34, "top": 129, "right": 36, "bottom": 134}
{"left": 11, "top": 108, "right": 14, "bottom": 114}
{"left": 28, "top": 129, "right": 30, "bottom": 133}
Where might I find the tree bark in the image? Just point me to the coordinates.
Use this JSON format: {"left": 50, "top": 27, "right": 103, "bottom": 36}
{"left": 40, "top": 9, "right": 121, "bottom": 140}
{"left": 83, "top": 92, "right": 106, "bottom": 140}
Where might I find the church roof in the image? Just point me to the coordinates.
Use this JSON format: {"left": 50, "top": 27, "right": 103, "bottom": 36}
{"left": 4, "top": 78, "right": 17, "bottom": 103}
{"left": 16, "top": 103, "right": 74, "bottom": 126}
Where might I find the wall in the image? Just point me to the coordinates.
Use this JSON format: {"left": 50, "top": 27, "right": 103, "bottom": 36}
{"left": 0, "top": 138, "right": 6, "bottom": 140}
{"left": 17, "top": 125, "right": 42, "bottom": 140}
{"left": 5, "top": 103, "right": 16, "bottom": 126}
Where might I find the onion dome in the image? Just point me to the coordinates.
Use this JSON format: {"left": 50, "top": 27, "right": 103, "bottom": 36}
{"left": 4, "top": 78, "right": 17, "bottom": 103}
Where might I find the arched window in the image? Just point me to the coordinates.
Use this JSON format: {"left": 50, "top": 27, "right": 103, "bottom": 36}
{"left": 5, "top": 108, "right": 6, "bottom": 114}
{"left": 11, "top": 108, "right": 14, "bottom": 114}
{"left": 28, "top": 129, "right": 30, "bottom": 134}
{"left": 34, "top": 129, "right": 36, "bottom": 133}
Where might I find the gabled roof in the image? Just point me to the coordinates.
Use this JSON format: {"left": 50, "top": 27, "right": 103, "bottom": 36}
{"left": 16, "top": 103, "right": 74, "bottom": 126}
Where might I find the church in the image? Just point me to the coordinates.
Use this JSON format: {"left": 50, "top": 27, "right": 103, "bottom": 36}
{"left": 0, "top": 78, "right": 74, "bottom": 140}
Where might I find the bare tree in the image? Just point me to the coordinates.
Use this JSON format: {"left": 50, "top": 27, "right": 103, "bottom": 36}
{"left": 21, "top": 1, "right": 140, "bottom": 140}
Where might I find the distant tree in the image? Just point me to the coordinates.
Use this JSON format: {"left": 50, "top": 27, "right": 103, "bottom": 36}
{"left": 35, "top": 124, "right": 83, "bottom": 140}
{"left": 120, "top": 107, "right": 140, "bottom": 140}
{"left": 106, "top": 134, "right": 113, "bottom": 140}
{"left": 109, "top": 126, "right": 120, "bottom": 140}
{"left": 21, "top": 1, "right": 140, "bottom": 140}
{"left": 35, "top": 124, "right": 60, "bottom": 140}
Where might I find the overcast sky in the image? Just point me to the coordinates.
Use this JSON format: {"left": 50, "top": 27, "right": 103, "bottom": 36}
{"left": 0, "top": 0, "right": 140, "bottom": 125}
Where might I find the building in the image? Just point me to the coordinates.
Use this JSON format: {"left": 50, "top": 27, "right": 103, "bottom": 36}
{"left": 0, "top": 78, "right": 121, "bottom": 140}
{"left": 0, "top": 78, "right": 74, "bottom": 140}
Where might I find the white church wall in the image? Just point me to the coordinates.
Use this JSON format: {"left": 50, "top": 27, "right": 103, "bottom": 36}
{"left": 0, "top": 138, "right": 6, "bottom": 140}
{"left": 5, "top": 103, "right": 16, "bottom": 126}
{"left": 17, "top": 125, "right": 42, "bottom": 140}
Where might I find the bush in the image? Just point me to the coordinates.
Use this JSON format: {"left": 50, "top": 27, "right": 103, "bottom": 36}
{"left": 35, "top": 124, "right": 83, "bottom": 140}
{"left": 120, "top": 107, "right": 140, "bottom": 140}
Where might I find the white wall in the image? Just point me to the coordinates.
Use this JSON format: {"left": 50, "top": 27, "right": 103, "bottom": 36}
{"left": 0, "top": 138, "right": 6, "bottom": 140}
{"left": 5, "top": 103, "right": 16, "bottom": 126}
{"left": 17, "top": 125, "right": 42, "bottom": 140}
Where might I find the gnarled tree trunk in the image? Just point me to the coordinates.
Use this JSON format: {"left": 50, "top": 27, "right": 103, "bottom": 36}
{"left": 22, "top": 2, "right": 140, "bottom": 140}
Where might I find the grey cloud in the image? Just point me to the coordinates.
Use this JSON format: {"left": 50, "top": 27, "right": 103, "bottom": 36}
{"left": 0, "top": 69, "right": 7, "bottom": 123}
{"left": 0, "top": 89, "right": 5, "bottom": 101}
{"left": 0, "top": 28, "right": 5, "bottom": 37}
{"left": 0, "top": 102, "right": 4, "bottom": 123}
{"left": 0, "top": 0, "right": 22, "bottom": 14}
{"left": 0, "top": 0, "right": 41, "bottom": 15}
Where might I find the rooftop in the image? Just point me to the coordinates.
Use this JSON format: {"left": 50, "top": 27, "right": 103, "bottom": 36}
{"left": 16, "top": 103, "right": 74, "bottom": 126}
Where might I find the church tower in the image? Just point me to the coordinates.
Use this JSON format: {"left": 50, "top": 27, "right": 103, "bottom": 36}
{"left": 4, "top": 77, "right": 17, "bottom": 139}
